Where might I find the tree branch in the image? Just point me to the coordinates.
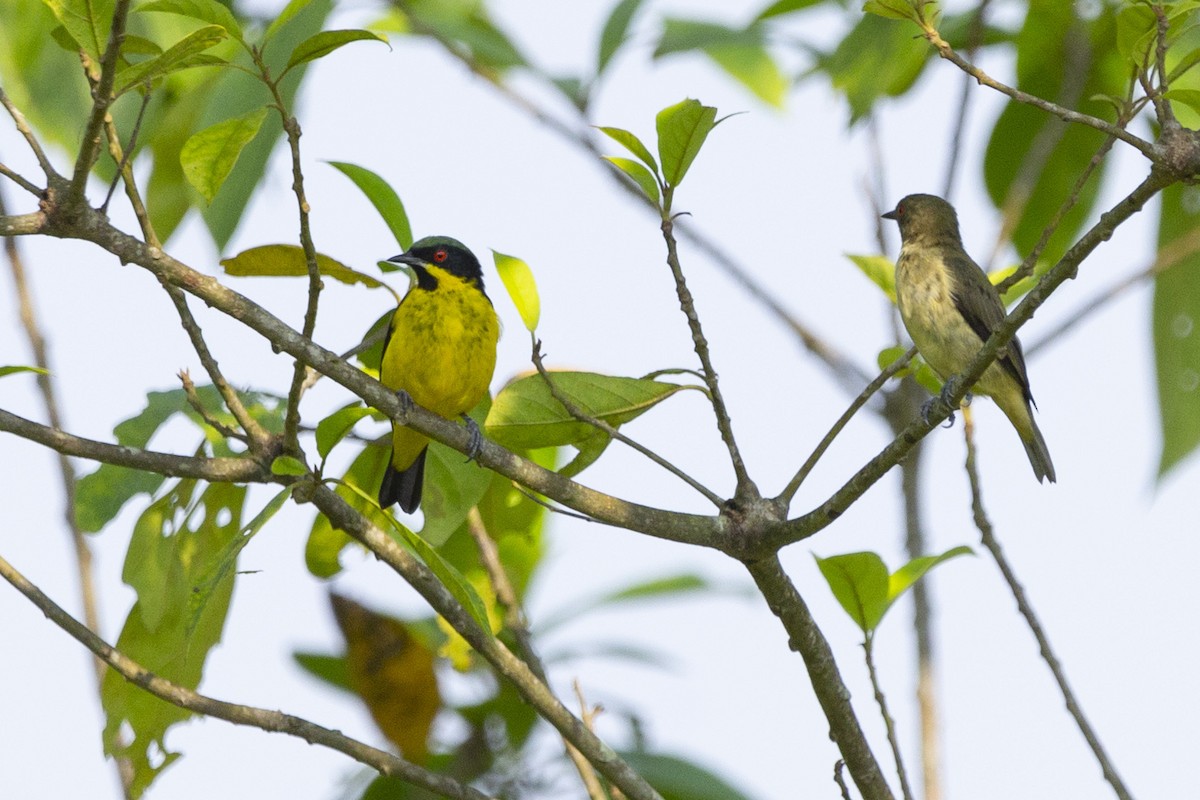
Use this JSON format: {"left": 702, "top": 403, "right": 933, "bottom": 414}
{"left": 308, "top": 484, "right": 665, "bottom": 800}
{"left": 0, "top": 551, "right": 496, "bottom": 800}
{"left": 960, "top": 408, "right": 1133, "bottom": 800}
{"left": 0, "top": 408, "right": 272, "bottom": 483}
{"left": 660, "top": 210, "right": 753, "bottom": 499}
{"left": 745, "top": 555, "right": 895, "bottom": 800}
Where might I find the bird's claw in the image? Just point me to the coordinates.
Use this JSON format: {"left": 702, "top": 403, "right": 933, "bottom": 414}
{"left": 461, "top": 414, "right": 484, "bottom": 461}
{"left": 921, "top": 376, "right": 964, "bottom": 428}
{"left": 394, "top": 389, "right": 414, "bottom": 415}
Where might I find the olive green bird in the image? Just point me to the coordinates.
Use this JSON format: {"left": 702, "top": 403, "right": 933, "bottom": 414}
{"left": 883, "top": 194, "right": 1056, "bottom": 483}
{"left": 378, "top": 236, "right": 500, "bottom": 512}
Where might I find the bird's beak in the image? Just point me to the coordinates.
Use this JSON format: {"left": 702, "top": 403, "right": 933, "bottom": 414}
{"left": 881, "top": 209, "right": 899, "bottom": 220}
{"left": 387, "top": 253, "right": 424, "bottom": 268}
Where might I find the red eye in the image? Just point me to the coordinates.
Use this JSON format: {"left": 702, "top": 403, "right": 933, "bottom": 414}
{"left": 896, "top": 204, "right": 905, "bottom": 216}
{"left": 434, "top": 249, "right": 448, "bottom": 263}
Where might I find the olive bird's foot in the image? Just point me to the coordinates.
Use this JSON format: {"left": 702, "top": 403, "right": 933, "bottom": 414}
{"left": 921, "top": 376, "right": 964, "bottom": 428}
{"left": 394, "top": 389, "right": 415, "bottom": 415}
{"left": 461, "top": 414, "right": 484, "bottom": 461}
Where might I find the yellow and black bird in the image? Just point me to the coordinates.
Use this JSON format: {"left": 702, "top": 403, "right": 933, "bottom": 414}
{"left": 883, "top": 194, "right": 1056, "bottom": 483}
{"left": 378, "top": 236, "right": 500, "bottom": 512}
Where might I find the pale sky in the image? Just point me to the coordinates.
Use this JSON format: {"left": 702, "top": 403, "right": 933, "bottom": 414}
{"left": 2, "top": 2, "right": 1196, "bottom": 799}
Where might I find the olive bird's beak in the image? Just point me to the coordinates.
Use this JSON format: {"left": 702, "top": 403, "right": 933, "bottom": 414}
{"left": 881, "top": 209, "right": 899, "bottom": 221}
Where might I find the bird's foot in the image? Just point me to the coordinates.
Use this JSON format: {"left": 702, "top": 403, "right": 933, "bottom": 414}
{"left": 394, "top": 389, "right": 414, "bottom": 415}
{"left": 921, "top": 376, "right": 963, "bottom": 428}
{"left": 461, "top": 414, "right": 484, "bottom": 461}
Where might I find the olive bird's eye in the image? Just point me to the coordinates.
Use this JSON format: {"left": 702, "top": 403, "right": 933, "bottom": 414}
{"left": 434, "top": 249, "right": 448, "bottom": 263}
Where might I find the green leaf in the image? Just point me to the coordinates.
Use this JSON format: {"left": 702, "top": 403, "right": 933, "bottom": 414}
{"left": 292, "top": 651, "right": 353, "bottom": 693}
{"left": 814, "top": 12, "right": 931, "bottom": 123}
{"left": 705, "top": 42, "right": 788, "bottom": 108}
{"left": 492, "top": 250, "right": 540, "bottom": 331}
{"left": 1165, "top": 88, "right": 1200, "bottom": 116}
{"left": 1155, "top": 183, "right": 1200, "bottom": 477}
{"left": 597, "top": 125, "right": 659, "bottom": 174}
{"left": 598, "top": 0, "right": 645, "bottom": 75}
{"left": 262, "top": 0, "right": 312, "bottom": 44}
{"left": 862, "top": 0, "right": 921, "bottom": 23}
{"left": 814, "top": 551, "right": 889, "bottom": 633}
{"left": 315, "top": 403, "right": 379, "bottom": 461}
{"left": 0, "top": 365, "right": 50, "bottom": 378}
{"left": 305, "top": 444, "right": 391, "bottom": 578}
{"left": 187, "top": 486, "right": 293, "bottom": 635}
{"left": 557, "top": 428, "right": 611, "bottom": 479}
{"left": 138, "top": 0, "right": 243, "bottom": 40}
{"left": 887, "top": 545, "right": 973, "bottom": 608}
{"left": 283, "top": 28, "right": 386, "bottom": 73}
{"left": 43, "top": 0, "right": 115, "bottom": 61}
{"left": 755, "top": 0, "right": 827, "bottom": 21}
{"left": 539, "top": 572, "right": 741, "bottom": 634}
{"left": 114, "top": 25, "right": 228, "bottom": 94}
{"left": 220, "top": 244, "right": 384, "bottom": 288}
{"left": 200, "top": 0, "right": 333, "bottom": 248}
{"left": 327, "top": 161, "right": 412, "bottom": 250}
{"left": 876, "top": 345, "right": 912, "bottom": 377}
{"left": 271, "top": 455, "right": 308, "bottom": 476}
{"left": 181, "top": 107, "right": 268, "bottom": 203}
{"left": 102, "top": 480, "right": 246, "bottom": 796}
{"left": 604, "top": 156, "right": 661, "bottom": 204}
{"left": 416, "top": 398, "right": 495, "bottom": 547}
{"left": 74, "top": 386, "right": 281, "bottom": 532}
{"left": 397, "top": 0, "right": 526, "bottom": 70}
{"left": 338, "top": 481, "right": 492, "bottom": 634}
{"left": 655, "top": 98, "right": 718, "bottom": 187}
{"left": 846, "top": 254, "right": 896, "bottom": 302}
{"left": 616, "top": 752, "right": 760, "bottom": 800}
{"left": 486, "top": 371, "right": 696, "bottom": 451}
{"left": 983, "top": 1, "right": 1126, "bottom": 268}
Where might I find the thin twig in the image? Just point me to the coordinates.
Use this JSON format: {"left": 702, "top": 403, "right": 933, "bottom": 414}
{"left": 165, "top": 284, "right": 271, "bottom": 447}
{"left": 179, "top": 370, "right": 248, "bottom": 443}
{"left": 465, "top": 509, "right": 608, "bottom": 800}
{"left": 834, "top": 760, "right": 853, "bottom": 800}
{"left": 0, "top": 184, "right": 134, "bottom": 795}
{"left": 71, "top": 0, "right": 132, "bottom": 195}
{"left": 777, "top": 347, "right": 916, "bottom": 505}
{"left": 744, "top": 555, "right": 894, "bottom": 800}
{"left": 0, "top": 86, "right": 56, "bottom": 179}
{"left": 531, "top": 338, "right": 722, "bottom": 507}
{"left": 942, "top": 0, "right": 993, "bottom": 199}
{"left": 0, "top": 551, "right": 496, "bottom": 800}
{"left": 864, "top": 635, "right": 915, "bottom": 800}
{"left": 659, "top": 209, "right": 753, "bottom": 499}
{"left": 922, "top": 27, "right": 1159, "bottom": 164}
{"left": 961, "top": 407, "right": 1134, "bottom": 800}
{"left": 0, "top": 162, "right": 43, "bottom": 196}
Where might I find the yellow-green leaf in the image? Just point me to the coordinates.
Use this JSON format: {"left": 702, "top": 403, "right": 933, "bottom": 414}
{"left": 181, "top": 107, "right": 268, "bottom": 202}
{"left": 492, "top": 250, "right": 540, "bottom": 331}
{"left": 221, "top": 244, "right": 384, "bottom": 288}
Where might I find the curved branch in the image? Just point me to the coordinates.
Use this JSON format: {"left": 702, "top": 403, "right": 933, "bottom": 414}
{"left": 0, "top": 408, "right": 271, "bottom": 483}
{"left": 922, "top": 28, "right": 1160, "bottom": 164}
{"left": 0, "top": 551, "right": 495, "bottom": 800}
{"left": 308, "top": 485, "right": 665, "bottom": 800}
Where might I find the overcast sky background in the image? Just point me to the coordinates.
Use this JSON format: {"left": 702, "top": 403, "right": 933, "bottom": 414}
{"left": 2, "top": 1, "right": 1198, "bottom": 798}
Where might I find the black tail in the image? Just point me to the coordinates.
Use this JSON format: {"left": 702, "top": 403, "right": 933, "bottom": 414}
{"left": 378, "top": 447, "right": 427, "bottom": 513}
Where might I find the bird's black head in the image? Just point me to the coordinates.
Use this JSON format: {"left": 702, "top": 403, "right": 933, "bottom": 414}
{"left": 882, "top": 193, "right": 962, "bottom": 244}
{"left": 388, "top": 236, "right": 486, "bottom": 289}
